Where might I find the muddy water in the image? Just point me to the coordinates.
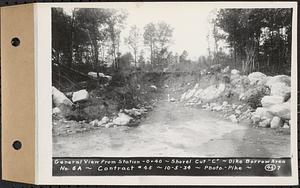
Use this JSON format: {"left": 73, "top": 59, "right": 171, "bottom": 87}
{"left": 53, "top": 101, "right": 290, "bottom": 157}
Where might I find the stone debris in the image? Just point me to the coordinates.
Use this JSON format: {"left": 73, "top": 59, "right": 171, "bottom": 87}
{"left": 267, "top": 100, "right": 290, "bottom": 120}
{"left": 88, "top": 72, "right": 112, "bottom": 81}
{"left": 52, "top": 86, "right": 73, "bottom": 107}
{"left": 229, "top": 114, "right": 238, "bottom": 123}
{"left": 112, "top": 113, "right": 133, "bottom": 126}
{"left": 72, "top": 89, "right": 89, "bottom": 102}
{"left": 261, "top": 96, "right": 284, "bottom": 107}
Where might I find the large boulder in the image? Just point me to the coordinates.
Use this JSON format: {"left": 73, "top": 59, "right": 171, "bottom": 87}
{"left": 266, "top": 75, "right": 291, "bottom": 87}
{"left": 72, "top": 89, "right": 89, "bottom": 102}
{"left": 248, "top": 72, "right": 267, "bottom": 85}
{"left": 270, "top": 116, "right": 283, "bottom": 128}
{"left": 261, "top": 96, "right": 284, "bottom": 107}
{"left": 52, "top": 86, "right": 73, "bottom": 107}
{"left": 267, "top": 100, "right": 290, "bottom": 120}
{"left": 88, "top": 72, "right": 98, "bottom": 79}
{"left": 252, "top": 107, "right": 273, "bottom": 120}
{"left": 112, "top": 113, "right": 133, "bottom": 126}
{"left": 269, "top": 82, "right": 290, "bottom": 98}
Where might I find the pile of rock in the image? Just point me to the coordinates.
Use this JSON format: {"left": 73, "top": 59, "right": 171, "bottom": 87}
{"left": 179, "top": 67, "right": 291, "bottom": 129}
{"left": 88, "top": 107, "right": 148, "bottom": 128}
{"left": 201, "top": 101, "right": 251, "bottom": 123}
{"left": 89, "top": 112, "right": 133, "bottom": 128}
{"left": 89, "top": 116, "right": 111, "bottom": 128}
{"left": 249, "top": 74, "right": 291, "bottom": 128}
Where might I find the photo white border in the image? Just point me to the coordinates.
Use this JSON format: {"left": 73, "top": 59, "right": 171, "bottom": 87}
{"left": 36, "top": 2, "right": 298, "bottom": 185}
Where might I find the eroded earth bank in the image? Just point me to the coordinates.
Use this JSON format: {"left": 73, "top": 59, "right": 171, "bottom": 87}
{"left": 52, "top": 66, "right": 291, "bottom": 157}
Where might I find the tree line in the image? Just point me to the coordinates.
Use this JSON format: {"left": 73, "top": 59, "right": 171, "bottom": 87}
{"left": 52, "top": 8, "right": 293, "bottom": 78}
{"left": 213, "top": 8, "right": 292, "bottom": 75}
{"left": 52, "top": 8, "right": 175, "bottom": 74}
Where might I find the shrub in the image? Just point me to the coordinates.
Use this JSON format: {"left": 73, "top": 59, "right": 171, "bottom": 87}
{"left": 243, "top": 85, "right": 270, "bottom": 109}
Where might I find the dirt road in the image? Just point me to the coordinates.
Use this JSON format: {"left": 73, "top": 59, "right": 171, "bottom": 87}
{"left": 53, "top": 101, "right": 290, "bottom": 157}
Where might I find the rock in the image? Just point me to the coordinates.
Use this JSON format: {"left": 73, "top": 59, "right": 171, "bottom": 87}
{"left": 229, "top": 114, "right": 238, "bottom": 123}
{"left": 258, "top": 119, "right": 271, "bottom": 128}
{"left": 282, "top": 123, "right": 289, "bottom": 129}
{"left": 124, "top": 108, "right": 145, "bottom": 116}
{"left": 180, "top": 92, "right": 187, "bottom": 101}
{"left": 239, "top": 93, "right": 245, "bottom": 100}
{"left": 52, "top": 107, "right": 61, "bottom": 115}
{"left": 88, "top": 72, "right": 112, "bottom": 81}
{"left": 266, "top": 75, "right": 291, "bottom": 87}
{"left": 261, "top": 96, "right": 284, "bottom": 107}
{"left": 52, "top": 86, "right": 73, "bottom": 107}
{"left": 251, "top": 115, "right": 261, "bottom": 124}
{"left": 104, "top": 122, "right": 114, "bottom": 128}
{"left": 231, "top": 69, "right": 240, "bottom": 75}
{"left": 149, "top": 85, "right": 157, "bottom": 90}
{"left": 89, "top": 119, "right": 99, "bottom": 127}
{"left": 237, "top": 105, "right": 243, "bottom": 109}
{"left": 87, "top": 72, "right": 98, "bottom": 79}
{"left": 169, "top": 98, "right": 176, "bottom": 102}
{"left": 269, "top": 82, "right": 290, "bottom": 97}
{"left": 253, "top": 107, "right": 273, "bottom": 120}
{"left": 72, "top": 90, "right": 89, "bottom": 102}
{"left": 101, "top": 116, "right": 109, "bottom": 124}
{"left": 65, "top": 92, "right": 73, "bottom": 98}
{"left": 248, "top": 72, "right": 267, "bottom": 85}
{"left": 267, "top": 101, "right": 290, "bottom": 120}
{"left": 235, "top": 109, "right": 242, "bottom": 115}
{"left": 270, "top": 116, "right": 283, "bottom": 128}
{"left": 213, "top": 105, "right": 222, "bottom": 111}
{"left": 112, "top": 113, "right": 133, "bottom": 126}
{"left": 222, "top": 101, "right": 228, "bottom": 106}
{"left": 184, "top": 84, "right": 199, "bottom": 100}
{"left": 105, "top": 75, "right": 112, "bottom": 81}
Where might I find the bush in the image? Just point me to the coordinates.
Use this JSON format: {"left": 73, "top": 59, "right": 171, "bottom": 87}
{"left": 243, "top": 85, "right": 270, "bottom": 109}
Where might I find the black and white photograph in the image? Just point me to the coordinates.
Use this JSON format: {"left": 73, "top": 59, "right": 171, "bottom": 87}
{"left": 51, "top": 2, "right": 295, "bottom": 177}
